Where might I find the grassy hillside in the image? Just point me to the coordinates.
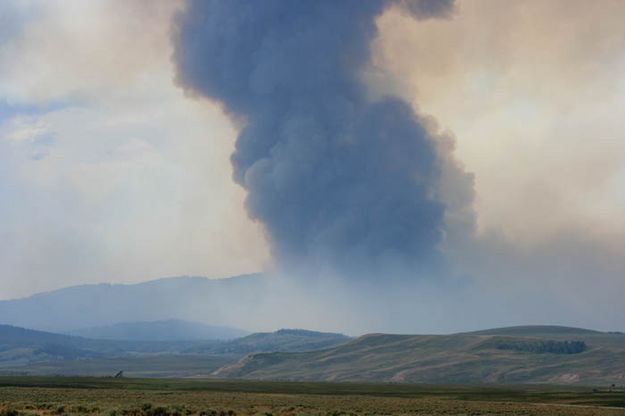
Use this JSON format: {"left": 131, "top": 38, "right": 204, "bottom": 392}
{"left": 215, "top": 326, "right": 625, "bottom": 385}
{"left": 0, "top": 325, "right": 88, "bottom": 348}
{"left": 0, "top": 324, "right": 223, "bottom": 367}
{"left": 0, "top": 325, "right": 350, "bottom": 377}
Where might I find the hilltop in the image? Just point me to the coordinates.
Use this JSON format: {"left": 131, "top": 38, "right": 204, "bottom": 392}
{"left": 462, "top": 325, "right": 602, "bottom": 337}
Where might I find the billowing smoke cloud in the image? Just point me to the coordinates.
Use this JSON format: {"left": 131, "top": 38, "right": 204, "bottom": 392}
{"left": 173, "top": 0, "right": 467, "bottom": 279}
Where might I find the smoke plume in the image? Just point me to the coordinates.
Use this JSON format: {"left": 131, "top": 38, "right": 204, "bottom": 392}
{"left": 173, "top": 0, "right": 468, "bottom": 279}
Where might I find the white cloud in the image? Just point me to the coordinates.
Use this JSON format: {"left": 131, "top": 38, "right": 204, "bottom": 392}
{"left": 3, "top": 117, "right": 49, "bottom": 143}
{"left": 0, "top": 0, "right": 269, "bottom": 299}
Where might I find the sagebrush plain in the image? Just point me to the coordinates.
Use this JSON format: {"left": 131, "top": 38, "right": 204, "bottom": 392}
{"left": 1, "top": 377, "right": 625, "bottom": 416}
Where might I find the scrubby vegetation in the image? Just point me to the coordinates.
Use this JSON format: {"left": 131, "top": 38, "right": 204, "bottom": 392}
{"left": 0, "top": 377, "right": 624, "bottom": 416}
{"left": 494, "top": 339, "right": 587, "bottom": 354}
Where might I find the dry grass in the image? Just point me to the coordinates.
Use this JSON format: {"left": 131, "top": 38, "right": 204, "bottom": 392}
{"left": 1, "top": 383, "right": 625, "bottom": 416}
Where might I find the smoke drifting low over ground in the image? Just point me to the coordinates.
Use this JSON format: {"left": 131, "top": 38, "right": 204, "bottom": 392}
{"left": 173, "top": 0, "right": 472, "bottom": 283}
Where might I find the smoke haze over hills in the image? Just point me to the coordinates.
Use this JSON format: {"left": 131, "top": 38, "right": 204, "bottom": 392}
{"left": 1, "top": 0, "right": 625, "bottom": 334}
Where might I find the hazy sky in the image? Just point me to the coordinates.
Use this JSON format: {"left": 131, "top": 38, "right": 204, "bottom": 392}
{"left": 1, "top": 0, "right": 624, "bottom": 331}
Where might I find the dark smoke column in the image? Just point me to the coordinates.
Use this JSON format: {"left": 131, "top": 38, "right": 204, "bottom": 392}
{"left": 173, "top": 0, "right": 458, "bottom": 280}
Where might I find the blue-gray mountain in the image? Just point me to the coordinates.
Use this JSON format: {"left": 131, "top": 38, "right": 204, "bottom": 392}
{"left": 0, "top": 275, "right": 266, "bottom": 333}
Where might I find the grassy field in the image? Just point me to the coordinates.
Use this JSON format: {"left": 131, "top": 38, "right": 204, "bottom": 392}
{"left": 1, "top": 377, "right": 624, "bottom": 416}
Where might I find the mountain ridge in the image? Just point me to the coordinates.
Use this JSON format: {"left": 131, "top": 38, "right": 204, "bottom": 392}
{"left": 0, "top": 274, "right": 267, "bottom": 332}
{"left": 2, "top": 275, "right": 257, "bottom": 302}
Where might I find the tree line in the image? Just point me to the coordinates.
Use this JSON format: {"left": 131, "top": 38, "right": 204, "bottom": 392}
{"left": 494, "top": 339, "right": 587, "bottom": 354}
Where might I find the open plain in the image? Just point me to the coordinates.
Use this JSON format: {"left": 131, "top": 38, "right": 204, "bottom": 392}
{"left": 1, "top": 377, "right": 625, "bottom": 416}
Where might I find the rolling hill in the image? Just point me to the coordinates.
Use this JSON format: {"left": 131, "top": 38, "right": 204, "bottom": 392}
{"left": 0, "top": 324, "right": 223, "bottom": 367}
{"left": 3, "top": 322, "right": 624, "bottom": 384}
{"left": 0, "top": 324, "right": 350, "bottom": 377}
{"left": 214, "top": 326, "right": 625, "bottom": 385}
{"left": 0, "top": 325, "right": 106, "bottom": 366}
